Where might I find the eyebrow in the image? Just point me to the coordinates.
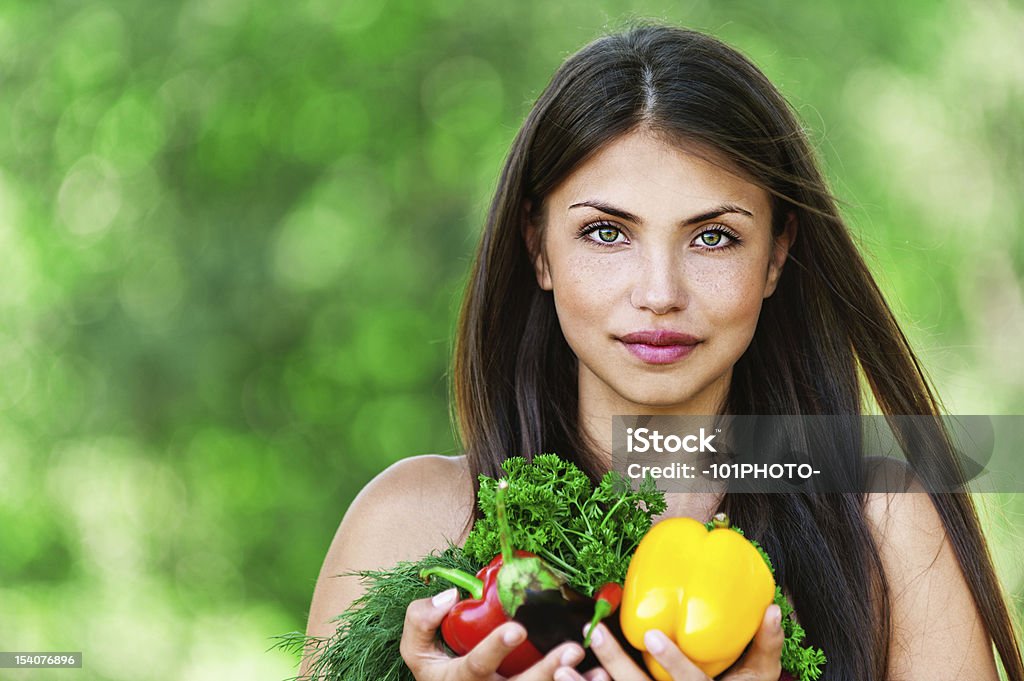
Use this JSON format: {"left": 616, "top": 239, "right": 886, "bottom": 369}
{"left": 567, "top": 200, "right": 754, "bottom": 225}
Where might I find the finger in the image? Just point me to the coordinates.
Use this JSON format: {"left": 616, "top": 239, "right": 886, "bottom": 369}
{"left": 727, "top": 604, "right": 783, "bottom": 680}
{"left": 585, "top": 623, "right": 657, "bottom": 680}
{"left": 641, "top": 630, "right": 707, "bottom": 681}
{"left": 458, "top": 621, "right": 529, "bottom": 678}
{"left": 399, "top": 588, "right": 459, "bottom": 670}
{"left": 582, "top": 668, "right": 611, "bottom": 681}
{"left": 552, "top": 667, "right": 588, "bottom": 681}
{"left": 515, "top": 643, "right": 585, "bottom": 681}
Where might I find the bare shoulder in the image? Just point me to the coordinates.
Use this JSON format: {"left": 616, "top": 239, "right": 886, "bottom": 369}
{"left": 304, "top": 454, "right": 476, "bottom": 639}
{"left": 864, "top": 486, "right": 999, "bottom": 680}
{"left": 336, "top": 454, "right": 476, "bottom": 561}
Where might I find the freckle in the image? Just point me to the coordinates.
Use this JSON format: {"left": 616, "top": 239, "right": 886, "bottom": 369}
{"left": 568, "top": 256, "right": 600, "bottom": 285}
{"left": 690, "top": 271, "right": 728, "bottom": 291}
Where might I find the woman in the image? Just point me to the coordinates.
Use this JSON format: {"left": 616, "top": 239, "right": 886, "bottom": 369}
{"left": 303, "top": 25, "right": 1024, "bottom": 681}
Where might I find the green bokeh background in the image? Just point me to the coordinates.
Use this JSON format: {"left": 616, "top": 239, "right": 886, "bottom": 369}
{"left": 1, "top": 1, "right": 1022, "bottom": 679}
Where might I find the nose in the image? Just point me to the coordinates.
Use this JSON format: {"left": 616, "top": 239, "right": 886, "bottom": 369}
{"left": 630, "top": 250, "right": 688, "bottom": 314}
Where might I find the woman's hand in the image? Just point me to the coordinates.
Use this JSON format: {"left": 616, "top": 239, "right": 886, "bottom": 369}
{"left": 552, "top": 605, "right": 784, "bottom": 681}
{"left": 400, "top": 588, "right": 589, "bottom": 681}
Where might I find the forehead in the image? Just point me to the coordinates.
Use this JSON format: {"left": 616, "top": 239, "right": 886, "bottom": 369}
{"left": 547, "top": 130, "right": 771, "bottom": 217}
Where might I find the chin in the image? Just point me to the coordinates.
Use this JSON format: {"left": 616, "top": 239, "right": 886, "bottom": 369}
{"left": 609, "top": 370, "right": 727, "bottom": 412}
{"left": 618, "top": 387, "right": 706, "bottom": 411}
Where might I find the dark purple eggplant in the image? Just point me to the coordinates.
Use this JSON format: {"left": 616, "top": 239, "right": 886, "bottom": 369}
{"left": 512, "top": 584, "right": 644, "bottom": 670}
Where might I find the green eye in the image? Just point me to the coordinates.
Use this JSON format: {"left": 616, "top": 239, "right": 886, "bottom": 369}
{"left": 700, "top": 231, "right": 723, "bottom": 247}
{"left": 597, "top": 227, "right": 620, "bottom": 243}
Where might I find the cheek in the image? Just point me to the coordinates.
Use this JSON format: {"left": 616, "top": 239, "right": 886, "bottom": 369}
{"left": 551, "top": 253, "right": 627, "bottom": 317}
{"left": 689, "top": 258, "right": 768, "bottom": 326}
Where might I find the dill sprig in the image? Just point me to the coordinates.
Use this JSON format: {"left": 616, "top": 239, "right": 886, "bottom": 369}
{"left": 272, "top": 548, "right": 478, "bottom": 681}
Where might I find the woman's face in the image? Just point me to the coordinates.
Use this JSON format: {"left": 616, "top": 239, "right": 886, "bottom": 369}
{"left": 529, "top": 129, "right": 793, "bottom": 415}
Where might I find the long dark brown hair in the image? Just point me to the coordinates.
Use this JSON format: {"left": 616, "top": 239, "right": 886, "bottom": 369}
{"left": 452, "top": 24, "right": 1023, "bottom": 681}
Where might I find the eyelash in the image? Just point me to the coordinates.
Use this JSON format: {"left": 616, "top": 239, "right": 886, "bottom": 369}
{"left": 574, "top": 221, "right": 743, "bottom": 250}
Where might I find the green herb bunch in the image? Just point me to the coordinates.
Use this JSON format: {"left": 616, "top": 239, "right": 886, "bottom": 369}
{"left": 463, "top": 454, "right": 666, "bottom": 596}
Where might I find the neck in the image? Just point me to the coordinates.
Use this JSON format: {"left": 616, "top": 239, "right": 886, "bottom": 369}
{"left": 576, "top": 369, "right": 731, "bottom": 523}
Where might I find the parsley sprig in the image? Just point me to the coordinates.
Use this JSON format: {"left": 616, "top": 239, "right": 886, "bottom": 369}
{"left": 463, "top": 454, "right": 666, "bottom": 596}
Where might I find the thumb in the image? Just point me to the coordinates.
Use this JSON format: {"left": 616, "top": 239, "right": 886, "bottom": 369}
{"left": 732, "top": 604, "right": 783, "bottom": 680}
{"left": 400, "top": 588, "right": 459, "bottom": 658}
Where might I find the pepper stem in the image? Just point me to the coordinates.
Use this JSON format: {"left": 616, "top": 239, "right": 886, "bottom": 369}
{"left": 419, "top": 567, "right": 484, "bottom": 600}
{"left": 496, "top": 479, "right": 514, "bottom": 563}
{"left": 711, "top": 512, "right": 730, "bottom": 529}
{"left": 583, "top": 599, "right": 613, "bottom": 648}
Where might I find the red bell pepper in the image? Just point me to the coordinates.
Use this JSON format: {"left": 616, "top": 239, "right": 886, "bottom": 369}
{"left": 420, "top": 551, "right": 544, "bottom": 676}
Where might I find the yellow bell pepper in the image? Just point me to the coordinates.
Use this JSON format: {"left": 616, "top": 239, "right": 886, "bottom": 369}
{"left": 620, "top": 513, "right": 775, "bottom": 680}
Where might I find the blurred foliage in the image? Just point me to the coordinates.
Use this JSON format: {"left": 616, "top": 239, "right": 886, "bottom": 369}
{"left": 0, "top": 0, "right": 1021, "bottom": 679}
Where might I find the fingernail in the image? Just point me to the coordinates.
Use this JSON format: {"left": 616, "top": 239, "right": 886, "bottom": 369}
{"left": 584, "top": 623, "right": 604, "bottom": 647}
{"left": 644, "top": 629, "right": 667, "bottom": 655}
{"left": 560, "top": 646, "right": 583, "bottom": 666}
{"left": 503, "top": 625, "right": 526, "bottom": 646}
{"left": 431, "top": 588, "right": 457, "bottom": 608}
{"left": 554, "top": 670, "right": 574, "bottom": 681}
{"left": 770, "top": 604, "right": 782, "bottom": 631}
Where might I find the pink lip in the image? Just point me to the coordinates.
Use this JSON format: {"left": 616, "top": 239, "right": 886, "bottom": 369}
{"left": 618, "top": 330, "right": 701, "bottom": 365}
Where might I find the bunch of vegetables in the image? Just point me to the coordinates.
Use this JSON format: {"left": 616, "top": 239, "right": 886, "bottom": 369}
{"left": 275, "top": 454, "right": 825, "bottom": 680}
{"left": 419, "top": 479, "right": 630, "bottom": 674}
